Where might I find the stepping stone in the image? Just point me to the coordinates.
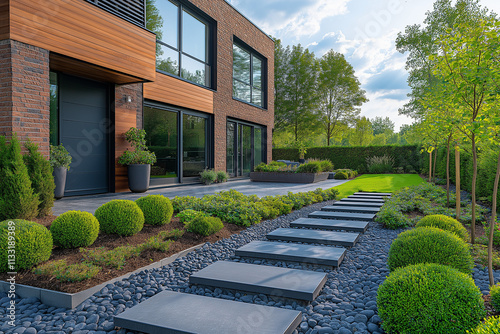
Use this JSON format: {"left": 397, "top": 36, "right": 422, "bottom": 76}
{"left": 341, "top": 197, "right": 384, "bottom": 203}
{"left": 348, "top": 195, "right": 386, "bottom": 200}
{"left": 354, "top": 192, "right": 391, "bottom": 197}
{"left": 267, "top": 228, "right": 360, "bottom": 247}
{"left": 309, "top": 211, "right": 376, "bottom": 221}
{"left": 235, "top": 241, "right": 346, "bottom": 266}
{"left": 290, "top": 218, "right": 369, "bottom": 233}
{"left": 114, "top": 291, "right": 302, "bottom": 334}
{"left": 190, "top": 261, "right": 327, "bottom": 301}
{"left": 321, "top": 205, "right": 380, "bottom": 214}
{"left": 333, "top": 201, "right": 383, "bottom": 208}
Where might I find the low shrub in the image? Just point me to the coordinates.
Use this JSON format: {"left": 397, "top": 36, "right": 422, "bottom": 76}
{"left": 138, "top": 236, "right": 174, "bottom": 253}
{"left": 158, "top": 229, "right": 185, "bottom": 241}
{"left": 33, "top": 260, "right": 100, "bottom": 282}
{"left": 135, "top": 195, "right": 173, "bottom": 226}
{"left": 484, "top": 223, "right": 500, "bottom": 246}
{"left": 94, "top": 200, "right": 144, "bottom": 236}
{"left": 388, "top": 226, "right": 474, "bottom": 274}
{"left": 81, "top": 246, "right": 141, "bottom": 269}
{"left": 470, "top": 244, "right": 500, "bottom": 270}
{"left": 200, "top": 169, "right": 217, "bottom": 185}
{"left": 375, "top": 202, "right": 412, "bottom": 229}
{"left": 318, "top": 160, "right": 334, "bottom": 172}
{"left": 177, "top": 209, "right": 210, "bottom": 223}
{"left": 491, "top": 283, "right": 500, "bottom": 312}
{"left": 216, "top": 171, "right": 229, "bottom": 183}
{"left": 269, "top": 160, "right": 287, "bottom": 167}
{"left": 296, "top": 161, "right": 321, "bottom": 173}
{"left": 467, "top": 317, "right": 500, "bottom": 334}
{"left": 186, "top": 216, "right": 224, "bottom": 236}
{"left": 334, "top": 171, "right": 349, "bottom": 180}
{"left": 416, "top": 214, "right": 469, "bottom": 241}
{"left": 367, "top": 154, "right": 394, "bottom": 174}
{"left": 377, "top": 263, "right": 485, "bottom": 334}
{"left": 0, "top": 219, "right": 52, "bottom": 272}
{"left": 50, "top": 211, "right": 99, "bottom": 248}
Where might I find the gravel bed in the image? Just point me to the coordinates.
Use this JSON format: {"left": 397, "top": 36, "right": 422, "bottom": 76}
{"left": 1, "top": 199, "right": 500, "bottom": 334}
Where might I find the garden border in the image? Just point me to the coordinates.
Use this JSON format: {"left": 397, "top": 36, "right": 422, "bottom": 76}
{"left": 250, "top": 172, "right": 330, "bottom": 183}
{"left": 0, "top": 243, "right": 205, "bottom": 309}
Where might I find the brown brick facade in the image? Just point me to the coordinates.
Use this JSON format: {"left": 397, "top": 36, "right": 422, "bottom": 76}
{"left": 0, "top": 39, "right": 50, "bottom": 156}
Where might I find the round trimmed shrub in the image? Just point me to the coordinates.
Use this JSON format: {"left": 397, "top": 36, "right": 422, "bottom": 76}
{"left": 94, "top": 200, "right": 144, "bottom": 236}
{"left": 416, "top": 214, "right": 469, "bottom": 241}
{"left": 135, "top": 195, "right": 173, "bottom": 226}
{"left": 0, "top": 219, "right": 53, "bottom": 272}
{"left": 467, "top": 316, "right": 500, "bottom": 334}
{"left": 377, "top": 263, "right": 485, "bottom": 334}
{"left": 334, "top": 171, "right": 348, "bottom": 180}
{"left": 186, "top": 216, "right": 224, "bottom": 236}
{"left": 50, "top": 211, "right": 99, "bottom": 248}
{"left": 388, "top": 226, "right": 474, "bottom": 274}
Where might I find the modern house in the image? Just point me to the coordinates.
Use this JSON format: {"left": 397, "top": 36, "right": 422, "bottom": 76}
{"left": 0, "top": 0, "right": 274, "bottom": 196}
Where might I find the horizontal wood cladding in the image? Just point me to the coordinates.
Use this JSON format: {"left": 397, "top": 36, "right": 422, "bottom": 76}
{"left": 9, "top": 0, "right": 156, "bottom": 82}
{"left": 144, "top": 73, "right": 214, "bottom": 114}
{"left": 0, "top": 0, "right": 8, "bottom": 40}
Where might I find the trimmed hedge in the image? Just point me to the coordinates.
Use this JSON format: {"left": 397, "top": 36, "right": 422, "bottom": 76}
{"left": 377, "top": 263, "right": 485, "bottom": 334}
{"left": 467, "top": 316, "right": 500, "bottom": 334}
{"left": 416, "top": 214, "right": 469, "bottom": 241}
{"left": 135, "top": 195, "right": 173, "bottom": 226}
{"left": 94, "top": 200, "right": 144, "bottom": 236}
{"left": 388, "top": 226, "right": 474, "bottom": 274}
{"left": 273, "top": 145, "right": 421, "bottom": 172}
{"left": 50, "top": 211, "right": 99, "bottom": 248}
{"left": 186, "top": 216, "right": 224, "bottom": 236}
{"left": 0, "top": 219, "right": 53, "bottom": 272}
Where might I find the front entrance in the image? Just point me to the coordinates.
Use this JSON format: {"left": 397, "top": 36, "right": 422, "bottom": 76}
{"left": 50, "top": 72, "right": 111, "bottom": 196}
{"left": 226, "top": 120, "right": 264, "bottom": 177}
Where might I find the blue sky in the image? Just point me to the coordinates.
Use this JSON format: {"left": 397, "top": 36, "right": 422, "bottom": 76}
{"left": 228, "top": 0, "right": 500, "bottom": 131}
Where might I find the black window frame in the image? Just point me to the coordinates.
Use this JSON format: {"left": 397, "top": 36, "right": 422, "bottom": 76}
{"left": 232, "top": 37, "right": 267, "bottom": 109}
{"left": 153, "top": 0, "right": 216, "bottom": 90}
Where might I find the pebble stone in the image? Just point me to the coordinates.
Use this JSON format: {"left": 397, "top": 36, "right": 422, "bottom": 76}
{"left": 1, "top": 199, "right": 499, "bottom": 334}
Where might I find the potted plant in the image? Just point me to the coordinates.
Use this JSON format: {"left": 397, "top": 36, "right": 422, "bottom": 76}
{"left": 297, "top": 142, "right": 307, "bottom": 164}
{"left": 49, "top": 144, "right": 72, "bottom": 199}
{"left": 118, "top": 127, "right": 156, "bottom": 193}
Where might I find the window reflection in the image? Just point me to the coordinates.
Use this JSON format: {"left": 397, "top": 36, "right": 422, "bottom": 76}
{"left": 182, "top": 10, "right": 207, "bottom": 62}
{"left": 183, "top": 114, "right": 206, "bottom": 177}
{"left": 232, "top": 43, "right": 265, "bottom": 107}
{"left": 181, "top": 55, "right": 206, "bottom": 86}
{"left": 156, "top": 44, "right": 179, "bottom": 76}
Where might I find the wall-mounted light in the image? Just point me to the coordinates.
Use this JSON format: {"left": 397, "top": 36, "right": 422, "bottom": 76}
{"left": 125, "top": 95, "right": 132, "bottom": 103}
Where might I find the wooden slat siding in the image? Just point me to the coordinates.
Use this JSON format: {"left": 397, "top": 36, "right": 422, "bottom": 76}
{"left": 9, "top": 0, "right": 156, "bottom": 82}
{"left": 0, "top": 0, "right": 9, "bottom": 40}
{"left": 144, "top": 73, "right": 214, "bottom": 114}
{"left": 114, "top": 110, "right": 136, "bottom": 193}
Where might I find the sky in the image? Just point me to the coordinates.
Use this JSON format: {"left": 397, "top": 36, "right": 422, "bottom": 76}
{"left": 228, "top": 0, "right": 500, "bottom": 132}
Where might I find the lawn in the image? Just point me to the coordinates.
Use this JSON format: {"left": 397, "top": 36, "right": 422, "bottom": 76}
{"left": 333, "top": 174, "right": 424, "bottom": 199}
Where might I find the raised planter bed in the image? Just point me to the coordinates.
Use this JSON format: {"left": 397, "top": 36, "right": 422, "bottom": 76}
{"left": 250, "top": 172, "right": 330, "bottom": 183}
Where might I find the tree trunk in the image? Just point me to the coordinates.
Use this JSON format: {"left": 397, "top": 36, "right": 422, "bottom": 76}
{"left": 446, "top": 136, "right": 451, "bottom": 207}
{"left": 456, "top": 145, "right": 461, "bottom": 220}
{"left": 488, "top": 150, "right": 500, "bottom": 286}
{"left": 471, "top": 135, "right": 477, "bottom": 245}
{"left": 433, "top": 147, "right": 438, "bottom": 184}
{"left": 429, "top": 151, "right": 432, "bottom": 183}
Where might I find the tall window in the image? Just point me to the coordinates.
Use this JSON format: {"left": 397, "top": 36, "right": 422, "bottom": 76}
{"left": 148, "top": 0, "right": 211, "bottom": 87}
{"left": 233, "top": 42, "right": 265, "bottom": 108}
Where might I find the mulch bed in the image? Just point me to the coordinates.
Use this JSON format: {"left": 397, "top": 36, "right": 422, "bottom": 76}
{"left": 0, "top": 217, "right": 246, "bottom": 294}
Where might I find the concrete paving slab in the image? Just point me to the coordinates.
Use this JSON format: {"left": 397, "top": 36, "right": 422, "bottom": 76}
{"left": 114, "top": 291, "right": 302, "bottom": 334}
{"left": 347, "top": 195, "right": 386, "bottom": 200}
{"left": 267, "top": 228, "right": 360, "bottom": 247}
{"left": 290, "top": 218, "right": 369, "bottom": 233}
{"left": 308, "top": 211, "right": 376, "bottom": 221}
{"left": 332, "top": 201, "right": 383, "bottom": 208}
{"left": 321, "top": 206, "right": 380, "bottom": 214}
{"left": 190, "top": 261, "right": 327, "bottom": 301}
{"left": 235, "top": 241, "right": 346, "bottom": 266}
{"left": 340, "top": 197, "right": 384, "bottom": 203}
{"left": 354, "top": 192, "right": 391, "bottom": 197}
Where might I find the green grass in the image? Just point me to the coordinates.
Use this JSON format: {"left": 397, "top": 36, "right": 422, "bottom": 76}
{"left": 333, "top": 174, "right": 425, "bottom": 199}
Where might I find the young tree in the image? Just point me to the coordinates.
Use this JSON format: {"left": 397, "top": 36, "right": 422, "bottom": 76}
{"left": 317, "top": 50, "right": 367, "bottom": 146}
{"left": 349, "top": 117, "right": 373, "bottom": 146}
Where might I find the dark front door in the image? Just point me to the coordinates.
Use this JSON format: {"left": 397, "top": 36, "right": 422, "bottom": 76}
{"left": 59, "top": 74, "right": 110, "bottom": 196}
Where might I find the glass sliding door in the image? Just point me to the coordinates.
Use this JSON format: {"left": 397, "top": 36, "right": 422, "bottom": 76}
{"left": 226, "top": 122, "right": 236, "bottom": 177}
{"left": 226, "top": 120, "right": 265, "bottom": 177}
{"left": 254, "top": 127, "right": 263, "bottom": 166}
{"left": 241, "top": 125, "right": 252, "bottom": 176}
{"left": 183, "top": 114, "right": 207, "bottom": 178}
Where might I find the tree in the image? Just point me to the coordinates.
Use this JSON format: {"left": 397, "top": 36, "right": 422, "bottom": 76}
{"left": 371, "top": 117, "right": 395, "bottom": 136}
{"left": 349, "top": 117, "right": 373, "bottom": 146}
{"left": 274, "top": 39, "right": 291, "bottom": 132}
{"left": 317, "top": 50, "right": 367, "bottom": 146}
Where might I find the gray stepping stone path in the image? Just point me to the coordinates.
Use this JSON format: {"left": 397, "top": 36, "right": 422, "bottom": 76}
{"left": 190, "top": 261, "right": 327, "bottom": 301}
{"left": 332, "top": 200, "right": 383, "bottom": 208}
{"left": 309, "top": 210, "right": 376, "bottom": 221}
{"left": 290, "top": 218, "right": 369, "bottom": 233}
{"left": 321, "top": 205, "right": 380, "bottom": 214}
{"left": 341, "top": 197, "right": 384, "bottom": 203}
{"left": 267, "top": 228, "right": 360, "bottom": 247}
{"left": 114, "top": 291, "right": 302, "bottom": 334}
{"left": 235, "top": 240, "right": 346, "bottom": 266}
{"left": 354, "top": 192, "right": 392, "bottom": 197}
{"left": 347, "top": 195, "right": 386, "bottom": 200}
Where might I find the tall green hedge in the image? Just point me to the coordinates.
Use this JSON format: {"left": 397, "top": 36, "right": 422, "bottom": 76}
{"left": 273, "top": 145, "right": 422, "bottom": 172}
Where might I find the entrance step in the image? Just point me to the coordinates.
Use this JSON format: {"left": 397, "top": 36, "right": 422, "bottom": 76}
{"left": 235, "top": 241, "right": 346, "bottom": 266}
{"left": 267, "top": 228, "right": 360, "bottom": 247}
{"left": 341, "top": 197, "right": 384, "bottom": 203}
{"left": 321, "top": 205, "right": 380, "bottom": 214}
{"left": 290, "top": 218, "right": 369, "bottom": 233}
{"left": 114, "top": 291, "right": 302, "bottom": 334}
{"left": 309, "top": 211, "right": 376, "bottom": 221}
{"left": 333, "top": 201, "right": 383, "bottom": 208}
{"left": 190, "top": 261, "right": 327, "bottom": 301}
{"left": 354, "top": 192, "right": 391, "bottom": 197}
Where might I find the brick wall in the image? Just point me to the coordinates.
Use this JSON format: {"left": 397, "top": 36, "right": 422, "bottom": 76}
{"left": 0, "top": 39, "right": 50, "bottom": 156}
{"left": 187, "top": 0, "right": 275, "bottom": 171}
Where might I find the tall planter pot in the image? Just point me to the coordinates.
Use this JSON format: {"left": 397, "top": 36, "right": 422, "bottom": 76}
{"left": 53, "top": 167, "right": 67, "bottom": 200}
{"left": 128, "top": 164, "right": 151, "bottom": 193}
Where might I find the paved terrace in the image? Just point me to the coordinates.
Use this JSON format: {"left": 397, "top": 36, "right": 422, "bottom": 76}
{"left": 53, "top": 179, "right": 349, "bottom": 215}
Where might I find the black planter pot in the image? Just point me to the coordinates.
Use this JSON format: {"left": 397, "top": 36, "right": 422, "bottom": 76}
{"left": 53, "top": 167, "right": 67, "bottom": 200}
{"left": 128, "top": 164, "right": 151, "bottom": 193}
{"left": 299, "top": 158, "right": 306, "bottom": 163}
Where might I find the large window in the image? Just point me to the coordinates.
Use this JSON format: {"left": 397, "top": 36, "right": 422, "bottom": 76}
{"left": 233, "top": 42, "right": 265, "bottom": 108}
{"left": 148, "top": 0, "right": 212, "bottom": 87}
